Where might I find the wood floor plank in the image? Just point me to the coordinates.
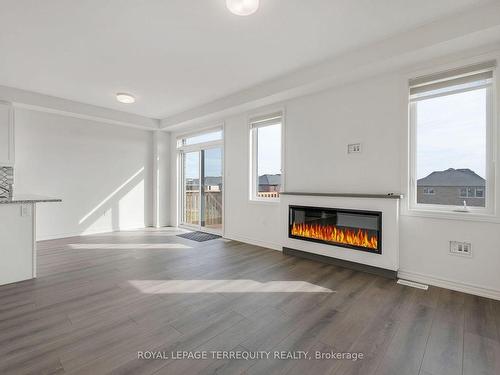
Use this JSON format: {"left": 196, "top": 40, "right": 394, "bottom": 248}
{"left": 372, "top": 294, "right": 435, "bottom": 375}
{"left": 462, "top": 293, "right": 500, "bottom": 375}
{"left": 463, "top": 332, "right": 500, "bottom": 375}
{"left": 420, "top": 289, "right": 465, "bottom": 375}
{"left": 492, "top": 299, "right": 500, "bottom": 341}
{"left": 464, "top": 294, "right": 499, "bottom": 342}
{"left": 107, "top": 310, "right": 245, "bottom": 375}
{"left": 318, "top": 277, "right": 407, "bottom": 352}
{"left": 246, "top": 306, "right": 340, "bottom": 374}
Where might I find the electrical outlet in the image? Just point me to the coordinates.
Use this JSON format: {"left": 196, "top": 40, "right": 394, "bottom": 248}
{"left": 348, "top": 143, "right": 362, "bottom": 154}
{"left": 449, "top": 241, "right": 472, "bottom": 257}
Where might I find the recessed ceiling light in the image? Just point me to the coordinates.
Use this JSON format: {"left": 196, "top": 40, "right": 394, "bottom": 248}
{"left": 116, "top": 93, "right": 136, "bottom": 104}
{"left": 226, "top": 0, "right": 259, "bottom": 16}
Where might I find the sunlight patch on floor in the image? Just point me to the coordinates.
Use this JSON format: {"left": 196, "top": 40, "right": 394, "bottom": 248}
{"left": 128, "top": 279, "right": 335, "bottom": 294}
{"left": 67, "top": 243, "right": 192, "bottom": 250}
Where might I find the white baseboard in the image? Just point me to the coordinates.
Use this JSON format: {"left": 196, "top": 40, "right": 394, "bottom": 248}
{"left": 398, "top": 270, "right": 500, "bottom": 301}
{"left": 36, "top": 224, "right": 148, "bottom": 241}
{"left": 224, "top": 232, "right": 282, "bottom": 251}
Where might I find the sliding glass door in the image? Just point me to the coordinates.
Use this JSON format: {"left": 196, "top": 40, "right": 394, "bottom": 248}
{"left": 179, "top": 129, "right": 223, "bottom": 235}
{"left": 202, "top": 147, "right": 223, "bottom": 232}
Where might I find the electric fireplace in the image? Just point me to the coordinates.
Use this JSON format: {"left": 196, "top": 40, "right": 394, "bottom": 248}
{"left": 289, "top": 205, "right": 382, "bottom": 254}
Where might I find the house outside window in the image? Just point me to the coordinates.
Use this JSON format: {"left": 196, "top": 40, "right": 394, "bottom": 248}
{"left": 409, "top": 61, "right": 496, "bottom": 213}
{"left": 418, "top": 169, "right": 486, "bottom": 207}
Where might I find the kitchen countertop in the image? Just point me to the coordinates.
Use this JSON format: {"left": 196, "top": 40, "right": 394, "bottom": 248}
{"left": 0, "top": 194, "right": 62, "bottom": 204}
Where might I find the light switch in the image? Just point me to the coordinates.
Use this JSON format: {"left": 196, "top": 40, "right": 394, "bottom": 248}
{"left": 20, "top": 204, "right": 31, "bottom": 217}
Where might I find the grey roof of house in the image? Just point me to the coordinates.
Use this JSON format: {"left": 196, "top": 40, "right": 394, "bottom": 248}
{"left": 259, "top": 174, "right": 281, "bottom": 186}
{"left": 417, "top": 168, "right": 485, "bottom": 187}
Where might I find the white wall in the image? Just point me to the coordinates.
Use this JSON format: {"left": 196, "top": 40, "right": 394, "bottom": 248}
{"left": 15, "top": 108, "right": 153, "bottom": 240}
{"left": 170, "top": 50, "right": 500, "bottom": 299}
{"left": 399, "top": 216, "right": 500, "bottom": 299}
{"left": 223, "top": 114, "right": 283, "bottom": 249}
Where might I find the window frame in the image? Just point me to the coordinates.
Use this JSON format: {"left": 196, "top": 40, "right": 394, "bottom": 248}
{"left": 176, "top": 125, "right": 225, "bottom": 233}
{"left": 176, "top": 127, "right": 223, "bottom": 151}
{"left": 408, "top": 66, "right": 496, "bottom": 215}
{"left": 248, "top": 110, "right": 285, "bottom": 203}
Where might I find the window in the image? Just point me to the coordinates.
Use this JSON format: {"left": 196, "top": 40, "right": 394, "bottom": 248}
{"left": 423, "top": 187, "right": 435, "bottom": 195}
{"left": 410, "top": 61, "right": 495, "bottom": 212}
{"left": 249, "top": 112, "right": 283, "bottom": 201}
{"left": 177, "top": 129, "right": 223, "bottom": 148}
{"left": 476, "top": 187, "right": 484, "bottom": 198}
{"left": 459, "top": 187, "right": 467, "bottom": 198}
{"left": 459, "top": 187, "right": 485, "bottom": 198}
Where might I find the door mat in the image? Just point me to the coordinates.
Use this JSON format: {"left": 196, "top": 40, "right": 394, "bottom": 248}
{"left": 177, "top": 231, "right": 221, "bottom": 242}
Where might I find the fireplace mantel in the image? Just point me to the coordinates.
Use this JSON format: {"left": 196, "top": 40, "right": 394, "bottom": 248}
{"left": 281, "top": 192, "right": 403, "bottom": 199}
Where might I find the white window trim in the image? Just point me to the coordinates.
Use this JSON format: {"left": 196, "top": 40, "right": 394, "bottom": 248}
{"left": 176, "top": 125, "right": 224, "bottom": 151}
{"left": 408, "top": 66, "right": 497, "bottom": 217}
{"left": 248, "top": 108, "right": 286, "bottom": 203}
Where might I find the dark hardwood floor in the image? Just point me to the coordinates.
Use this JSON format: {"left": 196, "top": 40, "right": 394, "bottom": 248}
{"left": 0, "top": 228, "right": 499, "bottom": 375}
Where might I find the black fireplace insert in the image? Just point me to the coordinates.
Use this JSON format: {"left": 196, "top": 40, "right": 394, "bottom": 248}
{"left": 289, "top": 205, "right": 382, "bottom": 254}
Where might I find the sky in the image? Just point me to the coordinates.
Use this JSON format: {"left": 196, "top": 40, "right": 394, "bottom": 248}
{"left": 184, "top": 148, "right": 222, "bottom": 179}
{"left": 416, "top": 88, "right": 486, "bottom": 180}
{"left": 257, "top": 123, "right": 281, "bottom": 176}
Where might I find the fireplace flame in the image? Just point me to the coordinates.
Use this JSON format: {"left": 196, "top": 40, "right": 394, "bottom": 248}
{"left": 291, "top": 223, "right": 378, "bottom": 250}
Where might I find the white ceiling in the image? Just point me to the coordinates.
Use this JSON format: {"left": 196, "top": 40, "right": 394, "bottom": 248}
{"left": 0, "top": 0, "right": 495, "bottom": 119}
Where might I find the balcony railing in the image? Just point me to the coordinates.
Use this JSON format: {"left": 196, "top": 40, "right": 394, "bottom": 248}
{"left": 257, "top": 191, "right": 280, "bottom": 198}
{"left": 183, "top": 190, "right": 279, "bottom": 227}
{"left": 184, "top": 190, "right": 222, "bottom": 226}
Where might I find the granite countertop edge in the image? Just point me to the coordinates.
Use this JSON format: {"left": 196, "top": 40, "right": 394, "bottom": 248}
{"left": 0, "top": 195, "right": 62, "bottom": 204}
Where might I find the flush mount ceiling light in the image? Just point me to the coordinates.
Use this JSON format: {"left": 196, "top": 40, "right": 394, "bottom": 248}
{"left": 116, "top": 93, "right": 136, "bottom": 104}
{"left": 226, "top": 0, "right": 259, "bottom": 16}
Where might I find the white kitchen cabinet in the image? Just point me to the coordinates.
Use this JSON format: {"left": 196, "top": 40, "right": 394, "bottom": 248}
{"left": 0, "top": 196, "right": 61, "bottom": 286}
{"left": 0, "top": 203, "right": 34, "bottom": 285}
{"left": 0, "top": 102, "right": 15, "bottom": 166}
